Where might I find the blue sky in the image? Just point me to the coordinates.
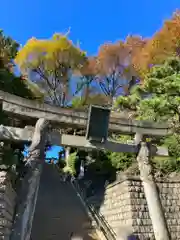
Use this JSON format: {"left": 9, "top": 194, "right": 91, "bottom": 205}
{"left": 1, "top": 0, "right": 180, "bottom": 55}
{"left": 1, "top": 0, "right": 180, "bottom": 158}
{"left": 23, "top": 145, "right": 63, "bottom": 160}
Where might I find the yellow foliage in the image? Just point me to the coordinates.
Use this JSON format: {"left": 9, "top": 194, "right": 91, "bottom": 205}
{"left": 14, "top": 33, "right": 87, "bottom": 105}
{"left": 15, "top": 33, "right": 86, "bottom": 72}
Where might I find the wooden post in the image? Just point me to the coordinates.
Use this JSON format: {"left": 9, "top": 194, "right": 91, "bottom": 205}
{"left": 136, "top": 140, "right": 170, "bottom": 240}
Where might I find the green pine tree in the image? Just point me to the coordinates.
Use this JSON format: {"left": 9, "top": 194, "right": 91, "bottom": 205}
{"left": 115, "top": 57, "right": 180, "bottom": 170}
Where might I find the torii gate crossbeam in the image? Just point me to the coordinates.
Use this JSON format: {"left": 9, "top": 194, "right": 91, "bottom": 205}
{"left": 0, "top": 90, "right": 172, "bottom": 136}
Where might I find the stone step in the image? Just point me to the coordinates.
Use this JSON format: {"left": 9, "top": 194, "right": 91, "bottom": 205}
{"left": 30, "top": 164, "right": 98, "bottom": 239}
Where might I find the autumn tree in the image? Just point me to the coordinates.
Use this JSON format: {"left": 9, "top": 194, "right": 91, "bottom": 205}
{"left": 74, "top": 57, "right": 97, "bottom": 102}
{"left": 132, "top": 10, "right": 180, "bottom": 78}
{"left": 15, "top": 33, "right": 86, "bottom": 106}
{"left": 93, "top": 36, "right": 148, "bottom": 104}
{"left": 95, "top": 41, "right": 131, "bottom": 105}
{"left": 124, "top": 35, "right": 148, "bottom": 85}
{"left": 72, "top": 36, "right": 147, "bottom": 108}
{"left": 72, "top": 57, "right": 109, "bottom": 108}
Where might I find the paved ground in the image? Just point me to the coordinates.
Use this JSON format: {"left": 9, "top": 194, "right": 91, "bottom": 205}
{"left": 30, "top": 164, "right": 93, "bottom": 240}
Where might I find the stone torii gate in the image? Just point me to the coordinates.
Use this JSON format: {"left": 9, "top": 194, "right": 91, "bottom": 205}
{"left": 0, "top": 91, "right": 171, "bottom": 240}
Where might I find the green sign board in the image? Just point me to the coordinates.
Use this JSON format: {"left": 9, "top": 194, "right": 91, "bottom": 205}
{"left": 86, "top": 105, "right": 110, "bottom": 143}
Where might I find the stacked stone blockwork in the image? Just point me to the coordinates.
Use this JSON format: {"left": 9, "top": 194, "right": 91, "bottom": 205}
{"left": 93, "top": 176, "right": 180, "bottom": 240}
{"left": 0, "top": 171, "right": 16, "bottom": 240}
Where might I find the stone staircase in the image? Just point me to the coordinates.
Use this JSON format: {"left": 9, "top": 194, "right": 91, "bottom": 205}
{"left": 30, "top": 164, "right": 97, "bottom": 240}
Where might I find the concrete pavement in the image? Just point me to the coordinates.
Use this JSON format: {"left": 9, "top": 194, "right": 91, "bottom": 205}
{"left": 30, "top": 164, "right": 93, "bottom": 240}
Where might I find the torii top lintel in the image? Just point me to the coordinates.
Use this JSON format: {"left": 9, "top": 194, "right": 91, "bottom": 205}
{"left": 0, "top": 90, "right": 171, "bottom": 136}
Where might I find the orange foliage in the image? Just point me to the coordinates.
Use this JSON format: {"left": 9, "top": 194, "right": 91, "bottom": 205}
{"left": 97, "top": 41, "right": 130, "bottom": 76}
{"left": 96, "top": 36, "right": 148, "bottom": 81}
{"left": 133, "top": 10, "right": 180, "bottom": 77}
{"left": 124, "top": 35, "right": 148, "bottom": 80}
{"left": 125, "top": 35, "right": 147, "bottom": 53}
{"left": 79, "top": 57, "right": 98, "bottom": 77}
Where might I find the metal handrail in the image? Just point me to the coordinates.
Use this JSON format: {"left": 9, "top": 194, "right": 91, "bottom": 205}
{"left": 54, "top": 167, "right": 117, "bottom": 239}
{"left": 73, "top": 180, "right": 116, "bottom": 240}
{"left": 91, "top": 205, "right": 117, "bottom": 237}
{"left": 88, "top": 203, "right": 117, "bottom": 239}
{"left": 88, "top": 204, "right": 116, "bottom": 240}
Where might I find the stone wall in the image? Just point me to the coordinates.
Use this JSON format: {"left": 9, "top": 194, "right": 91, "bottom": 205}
{"left": 89, "top": 175, "right": 180, "bottom": 240}
{"left": 0, "top": 171, "right": 16, "bottom": 240}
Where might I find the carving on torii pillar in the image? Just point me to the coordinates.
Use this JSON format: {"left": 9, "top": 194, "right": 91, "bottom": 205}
{"left": 25, "top": 118, "right": 50, "bottom": 167}
{"left": 137, "top": 141, "right": 153, "bottom": 182}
